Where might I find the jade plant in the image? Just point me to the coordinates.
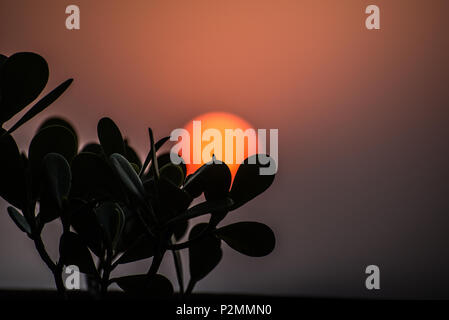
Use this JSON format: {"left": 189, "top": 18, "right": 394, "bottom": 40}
{"left": 0, "top": 52, "right": 276, "bottom": 297}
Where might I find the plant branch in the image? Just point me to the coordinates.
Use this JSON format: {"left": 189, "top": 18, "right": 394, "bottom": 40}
{"left": 34, "top": 236, "right": 66, "bottom": 296}
{"left": 162, "top": 198, "right": 233, "bottom": 230}
{"left": 148, "top": 128, "right": 160, "bottom": 181}
{"left": 54, "top": 260, "right": 67, "bottom": 298}
{"left": 101, "top": 248, "right": 113, "bottom": 295}
{"left": 167, "top": 228, "right": 214, "bottom": 251}
{"left": 146, "top": 249, "right": 165, "bottom": 280}
{"left": 170, "top": 237, "right": 184, "bottom": 293}
{"left": 185, "top": 279, "right": 197, "bottom": 295}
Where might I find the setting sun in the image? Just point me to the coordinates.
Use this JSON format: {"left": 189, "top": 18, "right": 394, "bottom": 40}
{"left": 181, "top": 112, "right": 257, "bottom": 179}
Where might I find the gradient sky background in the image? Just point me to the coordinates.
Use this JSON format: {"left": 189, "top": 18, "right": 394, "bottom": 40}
{"left": 1, "top": 0, "right": 449, "bottom": 298}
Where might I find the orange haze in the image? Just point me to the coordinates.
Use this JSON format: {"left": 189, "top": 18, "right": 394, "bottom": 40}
{"left": 182, "top": 112, "right": 257, "bottom": 178}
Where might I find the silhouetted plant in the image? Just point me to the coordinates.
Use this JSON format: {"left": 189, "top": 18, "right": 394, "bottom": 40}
{"left": 0, "top": 52, "right": 276, "bottom": 298}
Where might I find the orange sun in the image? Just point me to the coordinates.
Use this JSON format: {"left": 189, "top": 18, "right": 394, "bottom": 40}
{"left": 181, "top": 112, "right": 257, "bottom": 179}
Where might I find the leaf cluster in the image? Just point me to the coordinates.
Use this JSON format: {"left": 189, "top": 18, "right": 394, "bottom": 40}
{"left": 0, "top": 52, "right": 277, "bottom": 297}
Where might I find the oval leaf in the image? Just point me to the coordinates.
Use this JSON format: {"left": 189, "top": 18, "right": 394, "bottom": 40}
{"left": 0, "top": 52, "right": 48, "bottom": 124}
{"left": 115, "top": 274, "right": 173, "bottom": 296}
{"left": 0, "top": 54, "right": 7, "bottom": 102}
{"left": 7, "top": 206, "right": 31, "bottom": 235}
{"left": 28, "top": 125, "right": 77, "bottom": 185}
{"left": 39, "top": 153, "right": 72, "bottom": 223}
{"left": 160, "top": 163, "right": 185, "bottom": 187}
{"left": 216, "top": 222, "right": 275, "bottom": 257}
{"left": 69, "top": 199, "right": 103, "bottom": 257}
{"left": 184, "top": 160, "right": 231, "bottom": 201}
{"left": 229, "top": 154, "right": 276, "bottom": 210}
{"left": 149, "top": 153, "right": 186, "bottom": 186}
{"left": 95, "top": 202, "right": 125, "bottom": 250}
{"left": 59, "top": 231, "right": 97, "bottom": 275}
{"left": 124, "top": 140, "right": 142, "bottom": 169}
{"left": 0, "top": 53, "right": 6, "bottom": 67}
{"left": 153, "top": 178, "right": 193, "bottom": 223}
{"left": 0, "top": 130, "right": 27, "bottom": 209}
{"left": 188, "top": 223, "right": 222, "bottom": 282}
{"left": 97, "top": 117, "right": 125, "bottom": 157}
{"left": 115, "top": 207, "right": 150, "bottom": 253}
{"left": 70, "top": 152, "right": 123, "bottom": 201}
{"left": 6, "top": 79, "right": 73, "bottom": 134}
{"left": 81, "top": 142, "right": 103, "bottom": 155}
{"left": 37, "top": 117, "right": 78, "bottom": 151}
{"left": 110, "top": 153, "right": 145, "bottom": 201}
{"left": 42, "top": 153, "right": 71, "bottom": 205}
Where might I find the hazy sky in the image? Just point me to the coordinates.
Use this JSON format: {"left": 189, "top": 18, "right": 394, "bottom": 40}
{"left": 1, "top": 0, "right": 449, "bottom": 298}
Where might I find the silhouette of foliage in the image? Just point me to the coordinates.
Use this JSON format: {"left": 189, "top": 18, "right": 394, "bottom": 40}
{"left": 0, "top": 52, "right": 277, "bottom": 298}
{"left": 0, "top": 52, "right": 49, "bottom": 124}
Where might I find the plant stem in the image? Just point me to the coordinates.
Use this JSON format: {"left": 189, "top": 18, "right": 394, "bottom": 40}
{"left": 25, "top": 196, "right": 66, "bottom": 297}
{"left": 34, "top": 236, "right": 66, "bottom": 297}
{"left": 170, "top": 238, "right": 184, "bottom": 294}
{"left": 148, "top": 128, "right": 160, "bottom": 180}
{"left": 185, "top": 279, "right": 197, "bottom": 295}
{"left": 147, "top": 248, "right": 165, "bottom": 278}
{"left": 33, "top": 235, "right": 55, "bottom": 270}
{"left": 136, "top": 211, "right": 156, "bottom": 239}
{"left": 163, "top": 197, "right": 233, "bottom": 229}
{"left": 167, "top": 228, "right": 214, "bottom": 250}
{"left": 54, "top": 261, "right": 67, "bottom": 298}
{"left": 101, "top": 249, "right": 113, "bottom": 295}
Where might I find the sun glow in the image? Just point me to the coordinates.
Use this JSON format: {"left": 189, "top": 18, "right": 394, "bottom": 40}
{"left": 181, "top": 112, "right": 257, "bottom": 178}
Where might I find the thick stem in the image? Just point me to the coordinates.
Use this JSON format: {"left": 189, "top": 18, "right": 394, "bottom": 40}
{"left": 53, "top": 262, "right": 67, "bottom": 298}
{"left": 185, "top": 279, "right": 197, "bottom": 295}
{"left": 148, "top": 128, "right": 160, "bottom": 181}
{"left": 101, "top": 249, "right": 113, "bottom": 295}
{"left": 170, "top": 238, "right": 184, "bottom": 294}
{"left": 167, "top": 228, "right": 214, "bottom": 250}
{"left": 147, "top": 249, "right": 165, "bottom": 279}
{"left": 34, "top": 236, "right": 55, "bottom": 271}
{"left": 23, "top": 167, "right": 65, "bottom": 297}
{"left": 34, "top": 236, "right": 66, "bottom": 297}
